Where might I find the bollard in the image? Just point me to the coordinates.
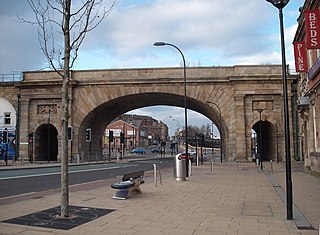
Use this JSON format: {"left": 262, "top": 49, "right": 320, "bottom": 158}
{"left": 211, "top": 160, "right": 214, "bottom": 175}
{"left": 270, "top": 160, "right": 273, "bottom": 174}
{"left": 237, "top": 160, "right": 240, "bottom": 175}
{"left": 153, "top": 164, "right": 157, "bottom": 187}
{"left": 153, "top": 164, "right": 163, "bottom": 187}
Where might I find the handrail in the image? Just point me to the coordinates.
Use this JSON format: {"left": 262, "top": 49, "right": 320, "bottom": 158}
{"left": 0, "top": 74, "right": 23, "bottom": 82}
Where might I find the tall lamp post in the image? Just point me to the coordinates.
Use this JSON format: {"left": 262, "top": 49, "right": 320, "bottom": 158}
{"left": 172, "top": 118, "right": 180, "bottom": 146}
{"left": 266, "top": 0, "right": 293, "bottom": 220}
{"left": 206, "top": 101, "right": 223, "bottom": 163}
{"left": 163, "top": 115, "right": 173, "bottom": 141}
{"left": 172, "top": 118, "right": 180, "bottom": 152}
{"left": 211, "top": 122, "right": 215, "bottom": 160}
{"left": 256, "top": 108, "right": 264, "bottom": 170}
{"left": 154, "top": 41, "right": 189, "bottom": 176}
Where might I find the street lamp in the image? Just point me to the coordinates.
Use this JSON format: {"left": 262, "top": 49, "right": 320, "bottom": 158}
{"left": 266, "top": 0, "right": 293, "bottom": 220}
{"left": 211, "top": 124, "right": 215, "bottom": 160}
{"left": 164, "top": 116, "right": 180, "bottom": 139}
{"left": 154, "top": 41, "right": 189, "bottom": 176}
{"left": 163, "top": 115, "right": 173, "bottom": 141}
{"left": 47, "top": 107, "right": 51, "bottom": 163}
{"left": 256, "top": 108, "right": 265, "bottom": 170}
{"left": 172, "top": 118, "right": 180, "bottom": 152}
{"left": 206, "top": 101, "right": 223, "bottom": 163}
{"left": 129, "top": 123, "right": 135, "bottom": 149}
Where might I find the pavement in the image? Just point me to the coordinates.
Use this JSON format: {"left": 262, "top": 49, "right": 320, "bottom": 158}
{"left": 0, "top": 159, "right": 319, "bottom": 235}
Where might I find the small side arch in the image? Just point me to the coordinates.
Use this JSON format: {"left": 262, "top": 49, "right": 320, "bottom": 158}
{"left": 252, "top": 120, "right": 276, "bottom": 162}
{"left": 34, "top": 123, "right": 58, "bottom": 162}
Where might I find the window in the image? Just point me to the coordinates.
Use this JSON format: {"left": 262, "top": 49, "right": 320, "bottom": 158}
{"left": 4, "top": 113, "right": 11, "bottom": 125}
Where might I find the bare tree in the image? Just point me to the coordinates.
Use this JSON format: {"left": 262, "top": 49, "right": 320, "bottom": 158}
{"left": 23, "top": 0, "right": 118, "bottom": 218}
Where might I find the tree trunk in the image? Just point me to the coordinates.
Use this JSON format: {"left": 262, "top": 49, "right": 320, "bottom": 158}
{"left": 60, "top": 0, "right": 71, "bottom": 218}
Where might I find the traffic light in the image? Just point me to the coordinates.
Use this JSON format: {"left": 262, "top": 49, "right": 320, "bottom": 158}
{"left": 170, "top": 142, "right": 175, "bottom": 149}
{"left": 85, "top": 128, "right": 91, "bottom": 142}
{"left": 120, "top": 132, "right": 124, "bottom": 143}
{"left": 67, "top": 126, "right": 73, "bottom": 141}
{"left": 109, "top": 130, "right": 113, "bottom": 142}
{"left": 2, "top": 129, "right": 8, "bottom": 144}
{"left": 27, "top": 132, "right": 33, "bottom": 143}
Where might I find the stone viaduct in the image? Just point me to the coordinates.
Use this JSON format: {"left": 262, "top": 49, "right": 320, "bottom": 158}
{"left": 0, "top": 65, "right": 298, "bottom": 163}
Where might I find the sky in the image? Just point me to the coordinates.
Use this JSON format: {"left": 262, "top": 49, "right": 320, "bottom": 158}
{"left": 0, "top": 0, "right": 303, "bottom": 136}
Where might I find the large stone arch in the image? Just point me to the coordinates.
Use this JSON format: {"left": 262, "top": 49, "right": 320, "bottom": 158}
{"left": 75, "top": 92, "right": 228, "bottom": 160}
{"left": 10, "top": 65, "right": 298, "bottom": 162}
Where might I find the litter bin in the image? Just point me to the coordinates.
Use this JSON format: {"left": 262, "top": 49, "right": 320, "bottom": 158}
{"left": 174, "top": 153, "right": 187, "bottom": 181}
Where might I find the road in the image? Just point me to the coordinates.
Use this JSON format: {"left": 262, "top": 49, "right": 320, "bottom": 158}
{"left": 0, "top": 158, "right": 173, "bottom": 201}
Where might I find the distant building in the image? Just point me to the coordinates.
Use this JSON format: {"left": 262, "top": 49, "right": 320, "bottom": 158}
{"left": 293, "top": 0, "right": 320, "bottom": 174}
{"left": 104, "top": 114, "right": 168, "bottom": 151}
{"left": 104, "top": 120, "right": 136, "bottom": 152}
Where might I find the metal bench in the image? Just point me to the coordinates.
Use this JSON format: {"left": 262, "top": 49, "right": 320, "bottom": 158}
{"left": 111, "top": 171, "right": 145, "bottom": 199}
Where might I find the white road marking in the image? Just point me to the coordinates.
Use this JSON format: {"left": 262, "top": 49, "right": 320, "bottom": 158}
{"left": 0, "top": 180, "right": 105, "bottom": 200}
{"left": 69, "top": 180, "right": 104, "bottom": 188}
{"left": 0, "top": 165, "right": 130, "bottom": 180}
{"left": 0, "top": 191, "right": 36, "bottom": 200}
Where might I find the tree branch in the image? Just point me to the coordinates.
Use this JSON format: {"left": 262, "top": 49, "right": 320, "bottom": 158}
{"left": 22, "top": 0, "right": 118, "bottom": 73}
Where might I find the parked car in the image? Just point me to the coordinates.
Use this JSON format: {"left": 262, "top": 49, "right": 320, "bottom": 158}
{"left": 151, "top": 148, "right": 159, "bottom": 153}
{"left": 132, "top": 148, "right": 146, "bottom": 154}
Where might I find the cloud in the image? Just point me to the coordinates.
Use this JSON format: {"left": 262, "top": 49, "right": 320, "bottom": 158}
{"left": 0, "top": 0, "right": 300, "bottom": 74}
{"left": 77, "top": 0, "right": 298, "bottom": 69}
{"left": 86, "top": 0, "right": 270, "bottom": 53}
{"left": 127, "top": 105, "right": 219, "bottom": 136}
{"left": 0, "top": 0, "right": 300, "bottom": 133}
{"left": 0, "top": 1, "right": 46, "bottom": 73}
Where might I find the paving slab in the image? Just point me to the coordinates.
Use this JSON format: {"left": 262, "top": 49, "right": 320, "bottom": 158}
{"left": 0, "top": 160, "right": 319, "bottom": 235}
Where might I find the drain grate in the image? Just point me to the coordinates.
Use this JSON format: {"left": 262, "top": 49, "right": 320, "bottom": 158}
{"left": 2, "top": 205, "right": 115, "bottom": 230}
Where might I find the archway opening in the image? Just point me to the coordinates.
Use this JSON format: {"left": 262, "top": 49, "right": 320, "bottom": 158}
{"left": 34, "top": 124, "right": 58, "bottom": 161}
{"left": 101, "top": 107, "right": 222, "bottom": 159}
{"left": 252, "top": 121, "right": 275, "bottom": 162}
{"left": 0, "top": 97, "right": 17, "bottom": 161}
{"left": 78, "top": 93, "right": 225, "bottom": 160}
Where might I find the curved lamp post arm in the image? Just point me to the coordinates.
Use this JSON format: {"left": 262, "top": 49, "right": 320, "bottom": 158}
{"left": 172, "top": 118, "right": 180, "bottom": 130}
{"left": 154, "top": 41, "right": 189, "bottom": 176}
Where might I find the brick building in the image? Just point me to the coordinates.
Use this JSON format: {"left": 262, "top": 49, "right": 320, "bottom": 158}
{"left": 293, "top": 0, "right": 320, "bottom": 174}
{"left": 103, "top": 114, "right": 168, "bottom": 152}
